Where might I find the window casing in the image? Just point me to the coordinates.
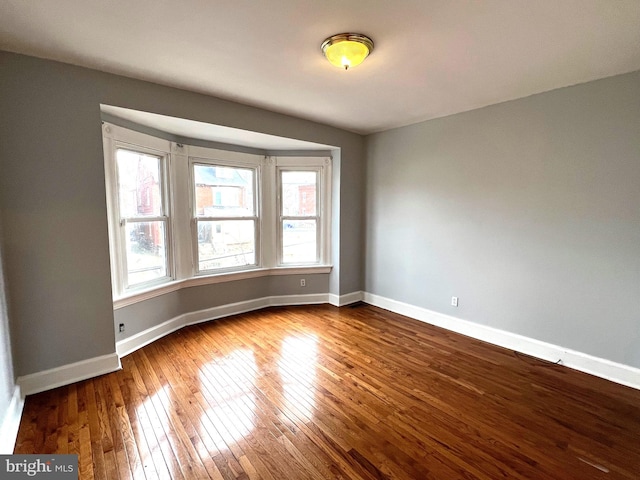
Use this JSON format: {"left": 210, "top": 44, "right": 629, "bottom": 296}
{"left": 103, "top": 125, "right": 175, "bottom": 295}
{"left": 103, "top": 123, "right": 332, "bottom": 302}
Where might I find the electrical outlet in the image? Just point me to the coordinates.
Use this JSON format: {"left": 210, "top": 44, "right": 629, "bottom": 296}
{"left": 451, "top": 296, "right": 459, "bottom": 307}
{"left": 300, "top": 279, "right": 306, "bottom": 287}
{"left": 119, "top": 323, "right": 125, "bottom": 333}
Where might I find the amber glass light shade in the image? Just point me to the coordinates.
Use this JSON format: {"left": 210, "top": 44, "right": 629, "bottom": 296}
{"left": 321, "top": 33, "right": 374, "bottom": 70}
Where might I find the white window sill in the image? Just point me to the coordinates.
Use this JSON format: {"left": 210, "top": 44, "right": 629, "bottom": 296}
{"left": 113, "top": 265, "right": 333, "bottom": 309}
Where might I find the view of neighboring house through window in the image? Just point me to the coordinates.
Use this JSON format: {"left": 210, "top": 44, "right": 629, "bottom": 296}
{"left": 193, "top": 162, "right": 257, "bottom": 272}
{"left": 279, "top": 170, "right": 319, "bottom": 264}
{"left": 116, "top": 148, "right": 169, "bottom": 287}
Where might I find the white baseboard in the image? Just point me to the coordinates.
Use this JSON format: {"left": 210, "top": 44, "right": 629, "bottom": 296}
{"left": 17, "top": 353, "right": 122, "bottom": 397}
{"left": 363, "top": 292, "right": 640, "bottom": 390}
{"left": 117, "top": 314, "right": 187, "bottom": 359}
{"left": 15, "top": 289, "right": 636, "bottom": 406}
{"left": 0, "top": 385, "right": 24, "bottom": 454}
{"left": 329, "top": 290, "right": 364, "bottom": 307}
{"left": 117, "top": 292, "right": 361, "bottom": 357}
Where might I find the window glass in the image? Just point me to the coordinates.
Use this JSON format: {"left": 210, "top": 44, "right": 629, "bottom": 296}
{"left": 281, "top": 171, "right": 316, "bottom": 216}
{"left": 282, "top": 219, "right": 317, "bottom": 263}
{"left": 197, "top": 220, "right": 256, "bottom": 271}
{"left": 194, "top": 164, "right": 254, "bottom": 217}
{"left": 116, "top": 148, "right": 169, "bottom": 288}
{"left": 124, "top": 221, "right": 167, "bottom": 286}
{"left": 117, "top": 149, "right": 163, "bottom": 217}
{"left": 193, "top": 162, "right": 257, "bottom": 273}
{"left": 280, "top": 170, "right": 319, "bottom": 264}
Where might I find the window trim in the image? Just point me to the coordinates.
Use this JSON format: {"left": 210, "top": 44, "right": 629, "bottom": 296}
{"left": 103, "top": 125, "right": 175, "bottom": 295}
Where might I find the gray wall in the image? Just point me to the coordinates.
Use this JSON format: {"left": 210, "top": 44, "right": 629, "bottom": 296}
{"left": 115, "top": 274, "right": 329, "bottom": 339}
{"left": 0, "top": 53, "right": 116, "bottom": 377}
{"left": 365, "top": 71, "right": 640, "bottom": 368}
{"left": 0, "top": 51, "right": 365, "bottom": 376}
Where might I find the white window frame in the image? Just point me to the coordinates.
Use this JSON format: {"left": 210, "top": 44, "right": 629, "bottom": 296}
{"left": 274, "top": 157, "right": 332, "bottom": 268}
{"left": 276, "top": 162, "right": 325, "bottom": 267}
{"left": 188, "top": 150, "right": 262, "bottom": 275}
{"left": 102, "top": 124, "right": 174, "bottom": 295}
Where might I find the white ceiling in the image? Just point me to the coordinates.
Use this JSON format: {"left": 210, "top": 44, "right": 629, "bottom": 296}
{"left": 101, "top": 105, "right": 334, "bottom": 151}
{"left": 1, "top": 1, "right": 640, "bottom": 134}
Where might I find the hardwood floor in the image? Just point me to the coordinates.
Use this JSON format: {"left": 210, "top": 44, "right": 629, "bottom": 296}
{"left": 14, "top": 304, "right": 640, "bottom": 479}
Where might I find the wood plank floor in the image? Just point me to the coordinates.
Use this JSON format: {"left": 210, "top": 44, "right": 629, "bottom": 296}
{"left": 14, "top": 304, "right": 640, "bottom": 479}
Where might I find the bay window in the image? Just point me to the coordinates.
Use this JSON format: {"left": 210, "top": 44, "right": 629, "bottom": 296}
{"left": 103, "top": 122, "right": 332, "bottom": 302}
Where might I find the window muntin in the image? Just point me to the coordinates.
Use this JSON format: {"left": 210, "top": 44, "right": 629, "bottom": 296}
{"left": 115, "top": 148, "right": 171, "bottom": 288}
{"left": 279, "top": 169, "right": 320, "bottom": 264}
{"left": 192, "top": 162, "right": 258, "bottom": 273}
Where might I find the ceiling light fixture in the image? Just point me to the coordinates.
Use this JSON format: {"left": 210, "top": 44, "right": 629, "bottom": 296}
{"left": 321, "top": 33, "right": 374, "bottom": 70}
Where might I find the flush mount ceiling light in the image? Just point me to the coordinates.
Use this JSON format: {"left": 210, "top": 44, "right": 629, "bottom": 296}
{"left": 321, "top": 33, "right": 374, "bottom": 70}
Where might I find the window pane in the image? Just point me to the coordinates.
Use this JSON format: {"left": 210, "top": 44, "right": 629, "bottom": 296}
{"left": 197, "top": 220, "right": 255, "bottom": 271}
{"left": 282, "top": 171, "right": 317, "bottom": 216}
{"left": 124, "top": 221, "right": 167, "bottom": 286}
{"left": 282, "top": 220, "right": 317, "bottom": 263}
{"left": 194, "top": 164, "right": 254, "bottom": 217}
{"left": 117, "top": 149, "right": 163, "bottom": 217}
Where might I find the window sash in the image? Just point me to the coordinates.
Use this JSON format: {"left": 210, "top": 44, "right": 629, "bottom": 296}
{"left": 277, "top": 167, "right": 322, "bottom": 265}
{"left": 190, "top": 159, "right": 260, "bottom": 274}
{"left": 110, "top": 140, "right": 173, "bottom": 292}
